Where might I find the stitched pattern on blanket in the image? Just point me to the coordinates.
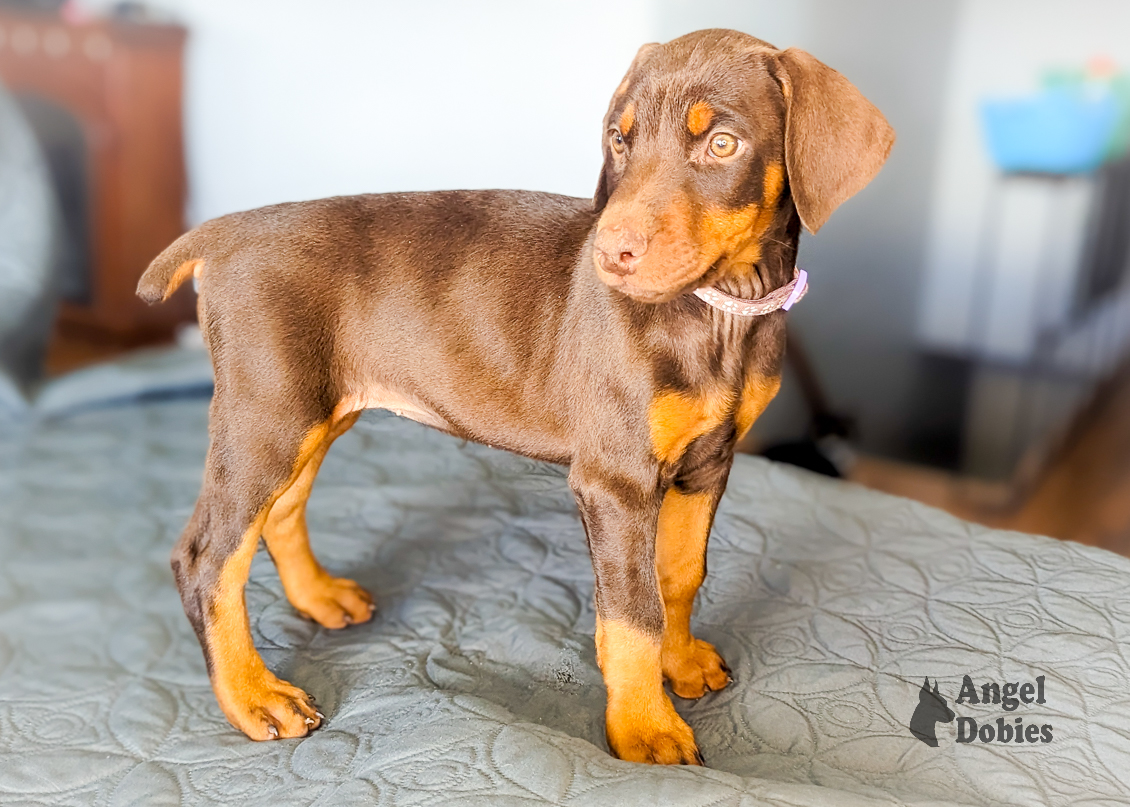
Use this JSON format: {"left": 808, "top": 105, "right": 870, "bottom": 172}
{"left": 0, "top": 400, "right": 1129, "bottom": 806}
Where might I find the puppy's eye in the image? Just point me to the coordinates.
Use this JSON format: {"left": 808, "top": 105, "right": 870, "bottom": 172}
{"left": 609, "top": 129, "right": 626, "bottom": 155}
{"left": 709, "top": 133, "right": 739, "bottom": 159}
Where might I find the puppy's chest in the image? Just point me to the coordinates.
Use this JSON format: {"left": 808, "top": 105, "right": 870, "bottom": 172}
{"left": 647, "top": 366, "right": 779, "bottom": 466}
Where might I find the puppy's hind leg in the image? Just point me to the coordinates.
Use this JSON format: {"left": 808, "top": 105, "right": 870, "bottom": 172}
{"left": 172, "top": 404, "right": 331, "bottom": 741}
{"left": 263, "top": 410, "right": 375, "bottom": 629}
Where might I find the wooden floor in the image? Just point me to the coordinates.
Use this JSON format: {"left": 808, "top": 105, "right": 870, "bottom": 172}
{"left": 850, "top": 362, "right": 1130, "bottom": 557}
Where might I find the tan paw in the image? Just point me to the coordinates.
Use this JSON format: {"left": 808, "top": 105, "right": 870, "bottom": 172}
{"left": 217, "top": 670, "right": 323, "bottom": 741}
{"left": 291, "top": 575, "right": 375, "bottom": 629}
{"left": 662, "top": 638, "right": 732, "bottom": 700}
{"left": 606, "top": 697, "right": 703, "bottom": 765}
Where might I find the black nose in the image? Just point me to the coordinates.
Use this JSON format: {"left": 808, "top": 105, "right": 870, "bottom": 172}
{"left": 594, "top": 226, "right": 648, "bottom": 276}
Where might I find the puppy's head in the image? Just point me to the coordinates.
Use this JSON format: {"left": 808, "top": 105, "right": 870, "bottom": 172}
{"left": 592, "top": 29, "right": 895, "bottom": 301}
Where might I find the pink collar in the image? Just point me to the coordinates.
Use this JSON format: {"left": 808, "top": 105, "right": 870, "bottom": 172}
{"left": 693, "top": 268, "right": 808, "bottom": 317}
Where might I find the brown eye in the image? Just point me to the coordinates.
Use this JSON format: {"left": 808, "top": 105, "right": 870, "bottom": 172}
{"left": 709, "top": 133, "right": 739, "bottom": 158}
{"left": 610, "top": 129, "right": 626, "bottom": 154}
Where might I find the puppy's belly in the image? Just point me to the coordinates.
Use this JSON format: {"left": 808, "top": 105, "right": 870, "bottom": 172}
{"left": 336, "top": 388, "right": 452, "bottom": 432}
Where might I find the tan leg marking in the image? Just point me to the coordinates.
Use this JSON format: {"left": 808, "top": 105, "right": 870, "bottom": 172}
{"left": 655, "top": 490, "right": 731, "bottom": 699}
{"left": 735, "top": 375, "right": 782, "bottom": 440}
{"left": 263, "top": 411, "right": 374, "bottom": 630}
{"left": 207, "top": 423, "right": 332, "bottom": 741}
{"left": 597, "top": 618, "right": 703, "bottom": 765}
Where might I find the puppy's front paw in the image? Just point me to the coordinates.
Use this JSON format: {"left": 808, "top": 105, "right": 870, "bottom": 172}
{"left": 217, "top": 670, "right": 322, "bottom": 740}
{"left": 606, "top": 697, "right": 703, "bottom": 765}
{"left": 291, "top": 575, "right": 375, "bottom": 629}
{"left": 663, "top": 638, "right": 732, "bottom": 699}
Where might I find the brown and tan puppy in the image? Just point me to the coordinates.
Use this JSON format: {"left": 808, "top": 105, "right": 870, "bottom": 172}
{"left": 138, "top": 29, "right": 893, "bottom": 765}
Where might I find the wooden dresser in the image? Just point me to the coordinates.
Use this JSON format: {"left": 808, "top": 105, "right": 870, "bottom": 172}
{"left": 0, "top": 9, "right": 194, "bottom": 348}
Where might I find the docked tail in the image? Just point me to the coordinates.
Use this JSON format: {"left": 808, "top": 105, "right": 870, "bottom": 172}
{"left": 136, "top": 228, "right": 206, "bottom": 304}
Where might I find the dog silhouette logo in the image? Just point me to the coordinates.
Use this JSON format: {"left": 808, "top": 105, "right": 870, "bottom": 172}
{"left": 910, "top": 677, "right": 955, "bottom": 746}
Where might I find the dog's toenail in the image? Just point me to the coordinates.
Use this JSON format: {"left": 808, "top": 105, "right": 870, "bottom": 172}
{"left": 315, "top": 711, "right": 325, "bottom": 720}
{"left": 267, "top": 724, "right": 278, "bottom": 738}
{"left": 305, "top": 717, "right": 315, "bottom": 726}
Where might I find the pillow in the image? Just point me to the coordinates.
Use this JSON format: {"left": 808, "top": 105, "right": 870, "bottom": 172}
{"left": 0, "top": 79, "right": 59, "bottom": 415}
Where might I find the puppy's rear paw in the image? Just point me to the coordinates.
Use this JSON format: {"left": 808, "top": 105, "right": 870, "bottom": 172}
{"left": 292, "top": 575, "right": 375, "bottom": 629}
{"left": 663, "top": 638, "right": 732, "bottom": 699}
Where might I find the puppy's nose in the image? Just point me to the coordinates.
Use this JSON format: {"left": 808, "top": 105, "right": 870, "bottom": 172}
{"left": 594, "top": 226, "right": 649, "bottom": 276}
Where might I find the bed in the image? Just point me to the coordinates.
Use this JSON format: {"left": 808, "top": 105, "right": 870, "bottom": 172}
{"left": 1, "top": 347, "right": 1129, "bottom": 806}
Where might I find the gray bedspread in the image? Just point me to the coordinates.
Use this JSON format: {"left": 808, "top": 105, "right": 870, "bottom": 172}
{"left": 2, "top": 392, "right": 1130, "bottom": 806}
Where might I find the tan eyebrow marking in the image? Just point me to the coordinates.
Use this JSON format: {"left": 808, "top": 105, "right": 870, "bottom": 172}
{"left": 687, "top": 102, "right": 714, "bottom": 136}
{"left": 619, "top": 103, "right": 636, "bottom": 135}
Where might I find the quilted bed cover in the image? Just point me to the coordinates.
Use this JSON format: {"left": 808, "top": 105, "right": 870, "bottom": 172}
{"left": 2, "top": 355, "right": 1130, "bottom": 806}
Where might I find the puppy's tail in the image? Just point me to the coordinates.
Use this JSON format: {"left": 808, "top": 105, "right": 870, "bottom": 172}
{"left": 136, "top": 228, "right": 207, "bottom": 304}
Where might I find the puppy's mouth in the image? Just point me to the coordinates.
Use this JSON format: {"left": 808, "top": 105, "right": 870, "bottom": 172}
{"left": 593, "top": 253, "right": 714, "bottom": 304}
{"left": 592, "top": 215, "right": 719, "bottom": 303}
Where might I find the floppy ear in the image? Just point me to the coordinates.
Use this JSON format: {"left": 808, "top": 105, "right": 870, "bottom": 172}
{"left": 775, "top": 47, "right": 895, "bottom": 233}
{"left": 594, "top": 42, "right": 658, "bottom": 211}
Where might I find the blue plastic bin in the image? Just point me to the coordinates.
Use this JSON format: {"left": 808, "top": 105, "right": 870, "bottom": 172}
{"left": 980, "top": 89, "right": 1119, "bottom": 174}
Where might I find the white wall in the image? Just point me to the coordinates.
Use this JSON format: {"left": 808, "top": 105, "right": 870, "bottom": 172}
{"left": 918, "top": 0, "right": 1130, "bottom": 360}
{"left": 83, "top": 0, "right": 657, "bottom": 224}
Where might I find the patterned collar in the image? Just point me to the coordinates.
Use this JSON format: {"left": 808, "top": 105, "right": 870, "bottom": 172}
{"left": 693, "top": 268, "right": 808, "bottom": 317}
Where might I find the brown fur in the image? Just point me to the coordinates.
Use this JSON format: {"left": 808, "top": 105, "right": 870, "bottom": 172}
{"left": 139, "top": 28, "right": 893, "bottom": 764}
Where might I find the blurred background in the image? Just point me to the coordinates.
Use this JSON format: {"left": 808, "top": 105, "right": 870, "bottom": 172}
{"left": 1, "top": 0, "right": 1127, "bottom": 551}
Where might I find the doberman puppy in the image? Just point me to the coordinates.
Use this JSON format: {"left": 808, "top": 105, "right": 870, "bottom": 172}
{"left": 138, "top": 29, "right": 893, "bottom": 765}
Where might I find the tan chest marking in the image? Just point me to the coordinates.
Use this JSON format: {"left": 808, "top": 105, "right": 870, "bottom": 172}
{"left": 735, "top": 374, "right": 782, "bottom": 440}
{"left": 648, "top": 389, "right": 733, "bottom": 465}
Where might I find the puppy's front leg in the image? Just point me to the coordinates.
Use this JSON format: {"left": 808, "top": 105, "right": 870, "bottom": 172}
{"left": 570, "top": 466, "right": 703, "bottom": 766}
{"left": 657, "top": 479, "right": 733, "bottom": 699}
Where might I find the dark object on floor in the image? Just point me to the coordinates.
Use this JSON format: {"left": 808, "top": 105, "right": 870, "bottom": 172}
{"left": 759, "top": 327, "right": 854, "bottom": 477}
{"left": 762, "top": 439, "right": 841, "bottom": 477}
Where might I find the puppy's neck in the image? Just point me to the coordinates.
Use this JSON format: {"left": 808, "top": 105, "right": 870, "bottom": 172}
{"left": 708, "top": 208, "right": 800, "bottom": 304}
